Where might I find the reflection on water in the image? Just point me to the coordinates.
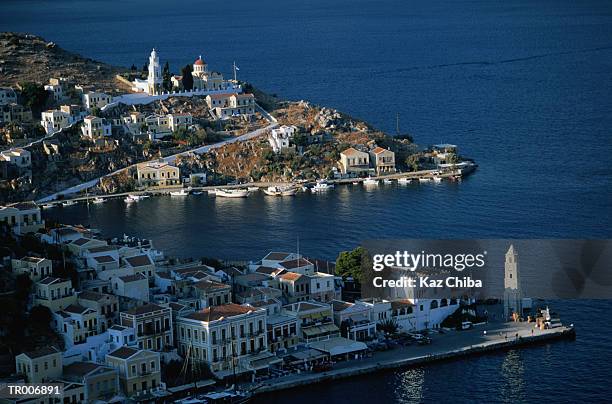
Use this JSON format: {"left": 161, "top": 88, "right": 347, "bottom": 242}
{"left": 394, "top": 368, "right": 425, "bottom": 404}
{"left": 500, "top": 350, "right": 525, "bottom": 403}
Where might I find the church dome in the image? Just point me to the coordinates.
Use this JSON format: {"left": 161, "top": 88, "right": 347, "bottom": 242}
{"left": 194, "top": 57, "right": 206, "bottom": 66}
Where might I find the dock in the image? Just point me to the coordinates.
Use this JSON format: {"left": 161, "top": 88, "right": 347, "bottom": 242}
{"left": 250, "top": 322, "right": 575, "bottom": 395}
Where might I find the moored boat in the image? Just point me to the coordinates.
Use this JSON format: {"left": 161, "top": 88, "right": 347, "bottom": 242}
{"left": 433, "top": 176, "right": 443, "bottom": 183}
{"left": 62, "top": 200, "right": 77, "bottom": 206}
{"left": 92, "top": 197, "right": 105, "bottom": 204}
{"left": 383, "top": 178, "right": 394, "bottom": 184}
{"left": 216, "top": 188, "right": 249, "bottom": 198}
{"left": 363, "top": 177, "right": 378, "bottom": 186}
{"left": 419, "top": 177, "right": 432, "bottom": 183}
{"left": 398, "top": 177, "right": 412, "bottom": 184}
{"left": 247, "top": 186, "right": 260, "bottom": 192}
{"left": 311, "top": 180, "right": 334, "bottom": 192}
{"left": 264, "top": 186, "right": 298, "bottom": 196}
{"left": 125, "top": 194, "right": 147, "bottom": 203}
{"left": 170, "top": 189, "right": 190, "bottom": 196}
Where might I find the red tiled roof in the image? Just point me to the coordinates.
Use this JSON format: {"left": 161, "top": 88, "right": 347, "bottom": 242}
{"left": 184, "top": 303, "right": 255, "bottom": 322}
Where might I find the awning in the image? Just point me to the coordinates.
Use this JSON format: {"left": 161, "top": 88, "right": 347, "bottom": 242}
{"left": 309, "top": 337, "right": 368, "bottom": 357}
{"left": 302, "top": 323, "right": 339, "bottom": 337}
{"left": 248, "top": 351, "right": 283, "bottom": 370}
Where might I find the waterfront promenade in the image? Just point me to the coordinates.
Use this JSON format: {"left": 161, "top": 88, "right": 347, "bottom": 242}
{"left": 251, "top": 322, "right": 574, "bottom": 395}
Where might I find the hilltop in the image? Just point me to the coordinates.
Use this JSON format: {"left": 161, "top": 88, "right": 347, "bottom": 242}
{"left": 0, "top": 32, "right": 129, "bottom": 92}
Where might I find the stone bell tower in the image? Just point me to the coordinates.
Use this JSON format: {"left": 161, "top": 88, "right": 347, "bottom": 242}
{"left": 503, "top": 244, "right": 523, "bottom": 320}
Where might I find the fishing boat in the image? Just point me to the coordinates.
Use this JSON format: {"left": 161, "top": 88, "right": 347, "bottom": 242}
{"left": 433, "top": 176, "right": 443, "bottom": 183}
{"left": 383, "top": 178, "right": 394, "bottom": 184}
{"left": 311, "top": 180, "right": 334, "bottom": 192}
{"left": 363, "top": 177, "right": 378, "bottom": 186}
{"left": 62, "top": 200, "right": 77, "bottom": 206}
{"left": 216, "top": 188, "right": 249, "bottom": 198}
{"left": 352, "top": 181, "right": 360, "bottom": 185}
{"left": 264, "top": 186, "right": 298, "bottom": 196}
{"left": 247, "top": 186, "right": 260, "bottom": 192}
{"left": 170, "top": 189, "right": 190, "bottom": 196}
{"left": 418, "top": 177, "right": 432, "bottom": 183}
{"left": 398, "top": 177, "right": 412, "bottom": 184}
{"left": 92, "top": 197, "right": 105, "bottom": 204}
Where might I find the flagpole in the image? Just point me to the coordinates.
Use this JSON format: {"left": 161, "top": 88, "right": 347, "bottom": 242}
{"left": 233, "top": 61, "right": 237, "bottom": 82}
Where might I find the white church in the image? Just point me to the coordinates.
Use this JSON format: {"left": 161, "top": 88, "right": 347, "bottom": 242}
{"left": 133, "top": 49, "right": 235, "bottom": 95}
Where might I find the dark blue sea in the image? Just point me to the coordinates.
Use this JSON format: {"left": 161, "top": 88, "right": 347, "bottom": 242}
{"left": 2, "top": 0, "right": 611, "bottom": 402}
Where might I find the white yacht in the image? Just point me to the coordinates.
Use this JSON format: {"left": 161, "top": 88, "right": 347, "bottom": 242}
{"left": 311, "top": 181, "right": 334, "bottom": 192}
{"left": 92, "top": 197, "right": 105, "bottom": 204}
{"left": 419, "top": 177, "right": 432, "bottom": 183}
{"left": 363, "top": 177, "right": 379, "bottom": 186}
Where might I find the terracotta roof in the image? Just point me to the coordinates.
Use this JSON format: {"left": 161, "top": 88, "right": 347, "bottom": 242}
{"left": 263, "top": 252, "right": 292, "bottom": 261}
{"left": 255, "top": 266, "right": 281, "bottom": 275}
{"left": 193, "top": 280, "right": 230, "bottom": 292}
{"left": 118, "top": 273, "right": 147, "bottom": 283}
{"left": 184, "top": 304, "right": 255, "bottom": 322}
{"left": 64, "top": 304, "right": 89, "bottom": 314}
{"left": 194, "top": 58, "right": 206, "bottom": 66}
{"left": 78, "top": 290, "right": 111, "bottom": 302}
{"left": 94, "top": 255, "right": 116, "bottom": 263}
{"left": 21, "top": 346, "right": 60, "bottom": 359}
{"left": 63, "top": 362, "right": 106, "bottom": 377}
{"left": 279, "top": 272, "right": 302, "bottom": 281}
{"left": 390, "top": 299, "right": 414, "bottom": 310}
{"left": 372, "top": 146, "right": 387, "bottom": 154}
{"left": 107, "top": 346, "right": 139, "bottom": 360}
{"left": 279, "top": 258, "right": 312, "bottom": 270}
{"left": 125, "top": 255, "right": 152, "bottom": 267}
{"left": 341, "top": 147, "right": 365, "bottom": 156}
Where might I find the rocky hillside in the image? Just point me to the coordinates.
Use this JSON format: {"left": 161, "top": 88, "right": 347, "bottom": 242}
{"left": 0, "top": 32, "right": 128, "bottom": 91}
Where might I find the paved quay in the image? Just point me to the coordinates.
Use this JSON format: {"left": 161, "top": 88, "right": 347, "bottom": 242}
{"left": 250, "top": 322, "right": 574, "bottom": 395}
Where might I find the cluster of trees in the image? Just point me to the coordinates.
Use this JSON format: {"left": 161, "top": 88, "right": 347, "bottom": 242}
{"left": 18, "top": 82, "right": 49, "bottom": 117}
{"left": 335, "top": 246, "right": 365, "bottom": 283}
{"left": 172, "top": 128, "right": 222, "bottom": 147}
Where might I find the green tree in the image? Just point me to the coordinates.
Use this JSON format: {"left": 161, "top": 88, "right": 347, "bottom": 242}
{"left": 292, "top": 132, "right": 308, "bottom": 147}
{"left": 181, "top": 65, "right": 194, "bottom": 91}
{"left": 19, "top": 82, "right": 49, "bottom": 117}
{"left": 162, "top": 61, "right": 172, "bottom": 92}
{"left": 336, "top": 246, "right": 365, "bottom": 283}
{"left": 377, "top": 318, "right": 399, "bottom": 335}
{"left": 405, "top": 154, "right": 420, "bottom": 172}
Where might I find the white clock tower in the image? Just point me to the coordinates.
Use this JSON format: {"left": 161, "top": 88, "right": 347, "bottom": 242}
{"left": 503, "top": 244, "right": 523, "bottom": 320}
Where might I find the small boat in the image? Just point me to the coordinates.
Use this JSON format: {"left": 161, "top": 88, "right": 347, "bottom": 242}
{"left": 398, "top": 178, "right": 412, "bottom": 184}
{"left": 433, "top": 176, "right": 443, "bottom": 183}
{"left": 247, "top": 186, "right": 260, "bottom": 192}
{"left": 192, "top": 191, "right": 203, "bottom": 195}
{"left": 311, "top": 181, "right": 334, "bottom": 192}
{"left": 383, "top": 179, "right": 394, "bottom": 184}
{"left": 216, "top": 188, "right": 249, "bottom": 198}
{"left": 170, "top": 189, "right": 190, "bottom": 196}
{"left": 363, "top": 177, "right": 378, "bottom": 186}
{"left": 42, "top": 203, "right": 55, "bottom": 209}
{"left": 92, "top": 197, "right": 105, "bottom": 204}
{"left": 124, "top": 194, "right": 146, "bottom": 203}
{"left": 62, "top": 200, "right": 77, "bottom": 206}
{"left": 352, "top": 181, "right": 360, "bottom": 185}
{"left": 419, "top": 177, "right": 432, "bottom": 183}
{"left": 281, "top": 187, "right": 298, "bottom": 196}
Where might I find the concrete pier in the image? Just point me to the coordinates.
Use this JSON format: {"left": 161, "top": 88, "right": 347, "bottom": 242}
{"left": 251, "top": 322, "right": 575, "bottom": 395}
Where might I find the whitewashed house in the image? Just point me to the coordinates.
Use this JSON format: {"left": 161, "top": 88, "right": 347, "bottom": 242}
{"left": 268, "top": 125, "right": 297, "bottom": 153}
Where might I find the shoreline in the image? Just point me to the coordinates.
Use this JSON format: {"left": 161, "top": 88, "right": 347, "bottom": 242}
{"left": 251, "top": 324, "right": 575, "bottom": 396}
